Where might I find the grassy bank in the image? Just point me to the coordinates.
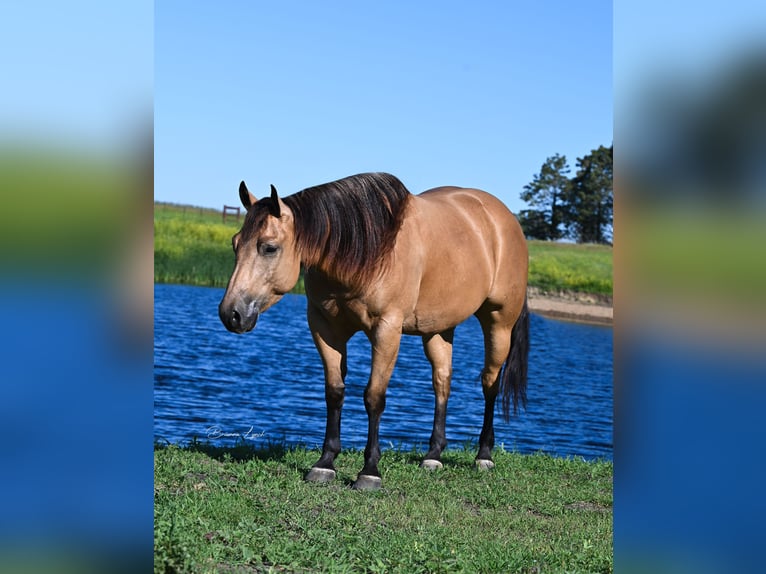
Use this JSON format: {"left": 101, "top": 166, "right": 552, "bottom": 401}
{"left": 155, "top": 443, "right": 613, "bottom": 573}
{"left": 154, "top": 202, "right": 612, "bottom": 296}
{"left": 527, "top": 240, "right": 612, "bottom": 296}
{"left": 154, "top": 203, "right": 242, "bottom": 287}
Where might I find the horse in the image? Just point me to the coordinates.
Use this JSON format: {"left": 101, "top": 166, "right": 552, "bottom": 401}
{"left": 219, "top": 172, "right": 529, "bottom": 490}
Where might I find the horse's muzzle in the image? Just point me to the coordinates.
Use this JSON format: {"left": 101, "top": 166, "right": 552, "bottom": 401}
{"left": 219, "top": 299, "right": 259, "bottom": 334}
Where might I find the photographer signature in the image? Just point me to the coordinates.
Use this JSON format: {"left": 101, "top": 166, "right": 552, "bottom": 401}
{"left": 205, "top": 425, "right": 266, "bottom": 440}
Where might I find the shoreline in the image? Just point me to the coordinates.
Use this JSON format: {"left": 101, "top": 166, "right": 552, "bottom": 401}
{"left": 527, "top": 287, "right": 613, "bottom": 326}
{"left": 155, "top": 282, "right": 614, "bottom": 326}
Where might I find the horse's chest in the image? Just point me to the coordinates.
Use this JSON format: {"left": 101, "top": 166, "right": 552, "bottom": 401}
{"left": 311, "top": 295, "right": 372, "bottom": 329}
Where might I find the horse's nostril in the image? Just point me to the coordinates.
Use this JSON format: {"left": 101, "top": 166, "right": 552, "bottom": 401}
{"left": 231, "top": 309, "right": 241, "bottom": 326}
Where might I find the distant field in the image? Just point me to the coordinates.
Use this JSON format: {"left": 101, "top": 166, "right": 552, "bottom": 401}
{"left": 154, "top": 202, "right": 242, "bottom": 287}
{"left": 527, "top": 240, "right": 613, "bottom": 296}
{"left": 154, "top": 202, "right": 613, "bottom": 296}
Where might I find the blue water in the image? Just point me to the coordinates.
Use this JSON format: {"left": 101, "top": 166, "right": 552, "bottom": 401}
{"left": 154, "top": 284, "right": 612, "bottom": 460}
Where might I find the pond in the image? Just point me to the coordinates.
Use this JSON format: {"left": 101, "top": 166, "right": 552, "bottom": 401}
{"left": 154, "top": 284, "right": 612, "bottom": 460}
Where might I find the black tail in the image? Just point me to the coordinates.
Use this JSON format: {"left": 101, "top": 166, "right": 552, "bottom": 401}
{"left": 500, "top": 297, "right": 529, "bottom": 422}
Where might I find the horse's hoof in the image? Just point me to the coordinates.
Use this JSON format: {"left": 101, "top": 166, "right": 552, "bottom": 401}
{"left": 420, "top": 459, "right": 443, "bottom": 470}
{"left": 474, "top": 459, "right": 495, "bottom": 471}
{"left": 305, "top": 467, "right": 336, "bottom": 483}
{"left": 352, "top": 474, "right": 382, "bottom": 490}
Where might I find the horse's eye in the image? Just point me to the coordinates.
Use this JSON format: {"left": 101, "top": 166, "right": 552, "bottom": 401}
{"left": 232, "top": 235, "right": 240, "bottom": 253}
{"left": 259, "top": 243, "right": 280, "bottom": 257}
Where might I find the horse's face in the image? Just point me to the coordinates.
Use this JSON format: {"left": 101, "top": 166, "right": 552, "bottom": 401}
{"left": 218, "top": 183, "right": 301, "bottom": 333}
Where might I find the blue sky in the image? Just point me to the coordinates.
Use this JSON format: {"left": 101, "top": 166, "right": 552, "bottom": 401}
{"left": 155, "top": 2, "right": 612, "bottom": 214}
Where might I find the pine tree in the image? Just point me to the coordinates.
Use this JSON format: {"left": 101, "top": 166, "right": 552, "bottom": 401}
{"left": 563, "top": 145, "right": 613, "bottom": 244}
{"left": 519, "top": 154, "right": 570, "bottom": 240}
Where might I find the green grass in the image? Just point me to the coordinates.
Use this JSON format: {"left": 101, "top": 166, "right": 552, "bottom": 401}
{"left": 154, "top": 202, "right": 307, "bottom": 292}
{"left": 154, "top": 203, "right": 241, "bottom": 287}
{"left": 154, "top": 203, "right": 612, "bottom": 297}
{"left": 155, "top": 443, "right": 612, "bottom": 573}
{"left": 527, "top": 241, "right": 612, "bottom": 296}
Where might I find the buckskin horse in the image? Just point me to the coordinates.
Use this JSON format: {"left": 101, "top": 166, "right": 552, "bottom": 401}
{"left": 219, "top": 172, "right": 528, "bottom": 490}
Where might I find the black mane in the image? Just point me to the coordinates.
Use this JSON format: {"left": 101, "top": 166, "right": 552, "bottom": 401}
{"left": 242, "top": 172, "right": 412, "bottom": 288}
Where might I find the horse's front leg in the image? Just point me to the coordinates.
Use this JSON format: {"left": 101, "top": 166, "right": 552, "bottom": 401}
{"left": 353, "top": 319, "right": 402, "bottom": 490}
{"left": 305, "top": 304, "right": 350, "bottom": 483}
{"left": 421, "top": 328, "right": 455, "bottom": 470}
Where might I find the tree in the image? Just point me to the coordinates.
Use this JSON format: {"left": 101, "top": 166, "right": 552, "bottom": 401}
{"left": 516, "top": 209, "right": 550, "bottom": 241}
{"left": 519, "top": 154, "right": 570, "bottom": 240}
{"left": 563, "top": 145, "right": 613, "bottom": 244}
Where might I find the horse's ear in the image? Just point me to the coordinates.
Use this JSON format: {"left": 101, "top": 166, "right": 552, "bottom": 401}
{"left": 269, "top": 184, "right": 282, "bottom": 218}
{"left": 239, "top": 181, "right": 257, "bottom": 210}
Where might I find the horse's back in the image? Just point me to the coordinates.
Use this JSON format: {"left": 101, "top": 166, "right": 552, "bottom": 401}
{"left": 395, "top": 186, "right": 527, "bottom": 332}
{"left": 416, "top": 185, "right": 521, "bottom": 228}
{"left": 414, "top": 185, "right": 526, "bottom": 266}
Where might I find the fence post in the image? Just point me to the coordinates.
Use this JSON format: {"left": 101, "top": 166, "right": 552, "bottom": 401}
{"left": 222, "top": 205, "right": 241, "bottom": 223}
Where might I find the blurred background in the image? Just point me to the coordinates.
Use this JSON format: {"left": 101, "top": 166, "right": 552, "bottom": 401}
{"left": 615, "top": 1, "right": 766, "bottom": 573}
{"left": 1, "top": 1, "right": 765, "bottom": 572}
{"left": 0, "top": 2, "right": 153, "bottom": 572}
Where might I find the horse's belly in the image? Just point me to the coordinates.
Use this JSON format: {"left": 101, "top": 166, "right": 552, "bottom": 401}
{"left": 401, "top": 289, "right": 486, "bottom": 335}
{"left": 401, "top": 315, "right": 460, "bottom": 336}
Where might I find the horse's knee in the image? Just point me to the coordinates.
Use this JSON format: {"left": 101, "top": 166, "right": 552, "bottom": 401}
{"left": 432, "top": 372, "right": 451, "bottom": 405}
{"left": 433, "top": 364, "right": 452, "bottom": 384}
{"left": 325, "top": 382, "right": 345, "bottom": 404}
{"left": 363, "top": 387, "right": 387, "bottom": 414}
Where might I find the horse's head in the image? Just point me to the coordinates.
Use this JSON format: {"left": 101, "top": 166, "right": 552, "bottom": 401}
{"left": 218, "top": 182, "right": 300, "bottom": 333}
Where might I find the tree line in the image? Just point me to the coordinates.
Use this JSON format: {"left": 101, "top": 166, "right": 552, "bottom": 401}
{"left": 517, "top": 144, "right": 612, "bottom": 244}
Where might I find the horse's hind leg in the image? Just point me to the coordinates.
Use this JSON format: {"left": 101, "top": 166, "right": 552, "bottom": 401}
{"left": 421, "top": 328, "right": 455, "bottom": 470}
{"left": 475, "top": 306, "right": 514, "bottom": 469}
